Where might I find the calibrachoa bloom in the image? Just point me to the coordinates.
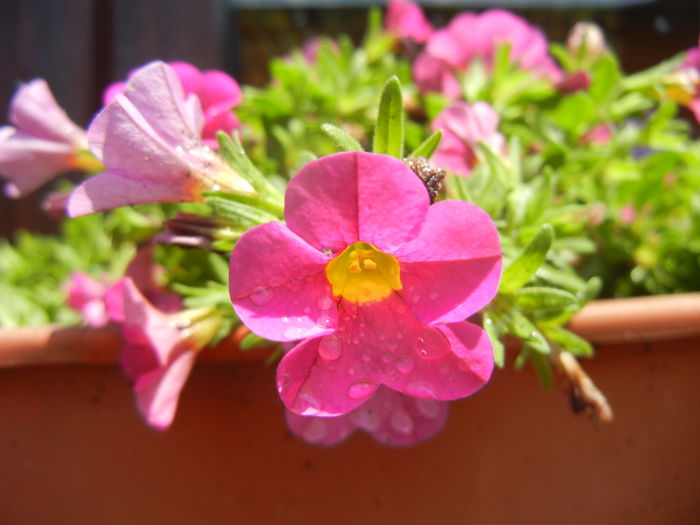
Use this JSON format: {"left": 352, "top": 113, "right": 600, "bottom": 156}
{"left": 67, "top": 61, "right": 254, "bottom": 217}
{"left": 115, "top": 277, "right": 221, "bottom": 430}
{"left": 66, "top": 272, "right": 112, "bottom": 327}
{"left": 385, "top": 0, "right": 434, "bottom": 44}
{"left": 432, "top": 101, "right": 506, "bottom": 176}
{"left": 414, "top": 9, "right": 562, "bottom": 98}
{"left": 0, "top": 79, "right": 94, "bottom": 197}
{"left": 104, "top": 61, "right": 242, "bottom": 148}
{"left": 229, "top": 151, "right": 501, "bottom": 417}
{"left": 668, "top": 37, "right": 700, "bottom": 122}
{"left": 286, "top": 385, "right": 448, "bottom": 447}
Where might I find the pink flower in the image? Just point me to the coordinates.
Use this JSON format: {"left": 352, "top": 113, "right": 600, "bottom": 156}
{"left": 385, "top": 1, "right": 434, "bottom": 44}
{"left": 0, "top": 79, "right": 91, "bottom": 197}
{"left": 619, "top": 205, "right": 636, "bottom": 224}
{"left": 103, "top": 61, "right": 242, "bottom": 148}
{"left": 669, "top": 38, "right": 700, "bottom": 122}
{"left": 566, "top": 22, "right": 608, "bottom": 66}
{"left": 115, "top": 278, "right": 221, "bottom": 430}
{"left": 579, "top": 123, "right": 613, "bottom": 146}
{"left": 229, "top": 151, "right": 501, "bottom": 417}
{"left": 67, "top": 61, "right": 254, "bottom": 217}
{"left": 431, "top": 101, "right": 505, "bottom": 176}
{"left": 65, "top": 272, "right": 112, "bottom": 327}
{"left": 414, "top": 9, "right": 562, "bottom": 97}
{"left": 286, "top": 386, "right": 449, "bottom": 447}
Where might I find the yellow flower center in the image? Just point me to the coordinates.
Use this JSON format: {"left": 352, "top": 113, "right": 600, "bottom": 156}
{"left": 325, "top": 242, "right": 402, "bottom": 304}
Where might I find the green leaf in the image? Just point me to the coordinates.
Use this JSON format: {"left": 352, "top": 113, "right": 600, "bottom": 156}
{"left": 321, "top": 123, "right": 364, "bottom": 152}
{"left": 542, "top": 326, "right": 594, "bottom": 357}
{"left": 240, "top": 332, "right": 276, "bottom": 351}
{"left": 528, "top": 349, "right": 553, "bottom": 389}
{"left": 410, "top": 130, "right": 442, "bottom": 158}
{"left": 500, "top": 224, "right": 554, "bottom": 293}
{"left": 373, "top": 76, "right": 404, "bottom": 159}
{"left": 483, "top": 311, "right": 505, "bottom": 368}
{"left": 553, "top": 92, "right": 595, "bottom": 133}
{"left": 204, "top": 194, "right": 279, "bottom": 227}
{"left": 589, "top": 54, "right": 621, "bottom": 103}
{"left": 514, "top": 287, "right": 579, "bottom": 313}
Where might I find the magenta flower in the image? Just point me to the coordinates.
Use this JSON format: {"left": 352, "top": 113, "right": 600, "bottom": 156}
{"left": 229, "top": 151, "right": 501, "bottom": 417}
{"left": 414, "top": 9, "right": 562, "bottom": 97}
{"left": 431, "top": 101, "right": 506, "bottom": 176}
{"left": 103, "top": 61, "right": 242, "bottom": 148}
{"left": 67, "top": 61, "right": 254, "bottom": 217}
{"left": 670, "top": 38, "right": 700, "bottom": 122}
{"left": 385, "top": 1, "right": 434, "bottom": 44}
{"left": 286, "top": 386, "right": 449, "bottom": 447}
{"left": 0, "top": 79, "right": 91, "bottom": 197}
{"left": 579, "top": 123, "right": 613, "bottom": 146}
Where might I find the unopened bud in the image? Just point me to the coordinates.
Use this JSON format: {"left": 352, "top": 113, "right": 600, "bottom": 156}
{"left": 567, "top": 22, "right": 608, "bottom": 66}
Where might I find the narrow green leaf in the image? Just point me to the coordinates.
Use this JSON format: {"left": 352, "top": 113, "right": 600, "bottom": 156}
{"left": 542, "top": 326, "right": 594, "bottom": 357}
{"left": 216, "top": 132, "right": 267, "bottom": 192}
{"left": 410, "top": 130, "right": 442, "bottom": 158}
{"left": 504, "top": 309, "right": 550, "bottom": 354}
{"left": 205, "top": 194, "right": 279, "bottom": 226}
{"left": 528, "top": 349, "right": 553, "bottom": 389}
{"left": 373, "top": 76, "right": 404, "bottom": 159}
{"left": 500, "top": 224, "right": 554, "bottom": 293}
{"left": 514, "top": 287, "right": 579, "bottom": 312}
{"left": 483, "top": 311, "right": 505, "bottom": 368}
{"left": 321, "top": 123, "right": 364, "bottom": 152}
{"left": 240, "top": 332, "right": 276, "bottom": 351}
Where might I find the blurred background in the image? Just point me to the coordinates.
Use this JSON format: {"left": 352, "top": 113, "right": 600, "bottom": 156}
{"left": 1, "top": 0, "right": 698, "bottom": 238}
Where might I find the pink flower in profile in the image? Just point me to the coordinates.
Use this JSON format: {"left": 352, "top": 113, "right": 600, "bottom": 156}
{"left": 0, "top": 79, "right": 93, "bottom": 197}
{"left": 286, "top": 386, "right": 449, "bottom": 447}
{"left": 66, "top": 272, "right": 111, "bottom": 327}
{"left": 115, "top": 277, "right": 221, "bottom": 430}
{"left": 432, "top": 101, "right": 506, "bottom": 176}
{"left": 413, "top": 9, "right": 562, "bottom": 98}
{"left": 385, "top": 1, "right": 434, "bottom": 44}
{"left": 67, "top": 61, "right": 254, "bottom": 217}
{"left": 103, "top": 61, "right": 242, "bottom": 148}
{"left": 229, "top": 151, "right": 501, "bottom": 417}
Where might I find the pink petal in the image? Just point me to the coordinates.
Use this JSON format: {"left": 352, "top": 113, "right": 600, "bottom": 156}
{"left": 65, "top": 272, "right": 110, "bottom": 327}
{"left": 285, "top": 152, "right": 429, "bottom": 255}
{"left": 120, "top": 342, "right": 160, "bottom": 383}
{"left": 394, "top": 200, "right": 501, "bottom": 323}
{"left": 9, "top": 79, "right": 85, "bottom": 145}
{"left": 201, "top": 107, "right": 239, "bottom": 143}
{"left": 285, "top": 410, "right": 357, "bottom": 447}
{"left": 170, "top": 62, "right": 203, "bottom": 95}
{"left": 385, "top": 1, "right": 434, "bottom": 44}
{"left": 133, "top": 349, "right": 197, "bottom": 431}
{"left": 426, "top": 15, "right": 477, "bottom": 68}
{"left": 67, "top": 170, "right": 196, "bottom": 216}
{"left": 102, "top": 81, "right": 127, "bottom": 106}
{"left": 198, "top": 70, "right": 242, "bottom": 109}
{"left": 278, "top": 295, "right": 494, "bottom": 416}
{"left": 412, "top": 52, "right": 462, "bottom": 99}
{"left": 229, "top": 221, "right": 338, "bottom": 342}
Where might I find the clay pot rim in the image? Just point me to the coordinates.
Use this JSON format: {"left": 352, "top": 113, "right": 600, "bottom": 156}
{"left": 1, "top": 292, "right": 699, "bottom": 368}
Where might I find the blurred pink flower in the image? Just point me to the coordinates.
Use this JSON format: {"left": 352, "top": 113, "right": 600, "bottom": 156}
{"left": 0, "top": 79, "right": 90, "bottom": 197}
{"left": 619, "top": 205, "right": 636, "bottom": 224}
{"left": 286, "top": 385, "right": 449, "bottom": 447}
{"left": 580, "top": 123, "right": 613, "bottom": 146}
{"left": 66, "top": 272, "right": 111, "bottom": 327}
{"left": 103, "top": 61, "right": 242, "bottom": 148}
{"left": 431, "top": 101, "right": 505, "bottom": 176}
{"left": 67, "top": 61, "right": 254, "bottom": 217}
{"left": 229, "top": 151, "right": 501, "bottom": 417}
{"left": 670, "top": 37, "right": 700, "bottom": 122}
{"left": 414, "top": 9, "right": 562, "bottom": 98}
{"left": 385, "top": 1, "right": 434, "bottom": 44}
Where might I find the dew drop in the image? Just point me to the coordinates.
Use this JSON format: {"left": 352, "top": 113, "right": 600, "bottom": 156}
{"left": 429, "top": 291, "right": 439, "bottom": 300}
{"left": 348, "top": 367, "right": 356, "bottom": 376}
{"left": 406, "top": 381, "right": 435, "bottom": 398}
{"left": 396, "top": 357, "right": 415, "bottom": 374}
{"left": 382, "top": 352, "right": 395, "bottom": 364}
{"left": 302, "top": 418, "right": 327, "bottom": 443}
{"left": 315, "top": 313, "right": 333, "bottom": 328}
{"left": 414, "top": 327, "right": 450, "bottom": 360}
{"left": 317, "top": 295, "right": 334, "bottom": 310}
{"left": 283, "top": 326, "right": 305, "bottom": 340}
{"left": 389, "top": 410, "right": 414, "bottom": 435}
{"left": 414, "top": 398, "right": 440, "bottom": 419}
{"left": 412, "top": 295, "right": 421, "bottom": 304}
{"left": 250, "top": 288, "right": 274, "bottom": 306}
{"left": 361, "top": 352, "right": 371, "bottom": 362}
{"left": 396, "top": 304, "right": 408, "bottom": 314}
{"left": 347, "top": 380, "right": 375, "bottom": 400}
{"left": 349, "top": 406, "right": 381, "bottom": 431}
{"left": 286, "top": 279, "right": 302, "bottom": 292}
{"left": 318, "top": 335, "right": 342, "bottom": 361}
{"left": 297, "top": 392, "right": 322, "bottom": 414}
{"left": 282, "top": 316, "right": 290, "bottom": 324}
{"left": 303, "top": 306, "right": 312, "bottom": 315}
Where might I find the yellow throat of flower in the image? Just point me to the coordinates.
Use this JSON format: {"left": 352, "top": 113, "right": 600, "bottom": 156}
{"left": 325, "top": 241, "right": 402, "bottom": 304}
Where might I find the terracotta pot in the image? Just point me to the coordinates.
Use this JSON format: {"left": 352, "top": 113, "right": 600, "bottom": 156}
{"left": 1, "top": 294, "right": 699, "bottom": 525}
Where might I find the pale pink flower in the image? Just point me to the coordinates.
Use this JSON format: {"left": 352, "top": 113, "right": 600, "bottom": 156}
{"left": 286, "top": 386, "right": 448, "bottom": 447}
{"left": 414, "top": 9, "right": 562, "bottom": 98}
{"left": 103, "top": 61, "right": 242, "bottom": 148}
{"left": 567, "top": 22, "right": 608, "bottom": 65}
{"left": 0, "top": 79, "right": 90, "bottom": 197}
{"left": 229, "top": 151, "right": 501, "bottom": 417}
{"left": 431, "top": 101, "right": 506, "bottom": 177}
{"left": 580, "top": 123, "right": 613, "bottom": 146}
{"left": 67, "top": 61, "right": 254, "bottom": 217}
{"left": 385, "top": 1, "right": 434, "bottom": 44}
{"left": 619, "top": 205, "right": 636, "bottom": 224}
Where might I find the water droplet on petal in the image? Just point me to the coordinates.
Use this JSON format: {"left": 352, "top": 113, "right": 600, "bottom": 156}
{"left": 414, "top": 398, "right": 440, "bottom": 419}
{"left": 414, "top": 327, "right": 450, "bottom": 360}
{"left": 318, "top": 335, "right": 342, "bottom": 361}
{"left": 250, "top": 288, "right": 274, "bottom": 306}
{"left": 361, "top": 352, "right": 371, "bottom": 362}
{"left": 303, "top": 306, "right": 311, "bottom": 315}
{"left": 282, "top": 316, "right": 290, "bottom": 324}
{"left": 317, "top": 295, "right": 334, "bottom": 311}
{"left": 349, "top": 406, "right": 380, "bottom": 431}
{"left": 390, "top": 410, "right": 414, "bottom": 435}
{"left": 315, "top": 312, "right": 334, "bottom": 328}
{"left": 286, "top": 279, "right": 302, "bottom": 292}
{"left": 283, "top": 326, "right": 305, "bottom": 340}
{"left": 396, "top": 357, "right": 414, "bottom": 374}
{"left": 382, "top": 352, "right": 395, "bottom": 364}
{"left": 406, "top": 381, "right": 435, "bottom": 398}
{"left": 302, "top": 418, "right": 327, "bottom": 443}
{"left": 396, "top": 304, "right": 407, "bottom": 314}
{"left": 429, "top": 291, "right": 439, "bottom": 300}
{"left": 347, "top": 380, "right": 375, "bottom": 400}
{"left": 297, "top": 392, "right": 322, "bottom": 414}
{"left": 412, "top": 295, "right": 421, "bottom": 304}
